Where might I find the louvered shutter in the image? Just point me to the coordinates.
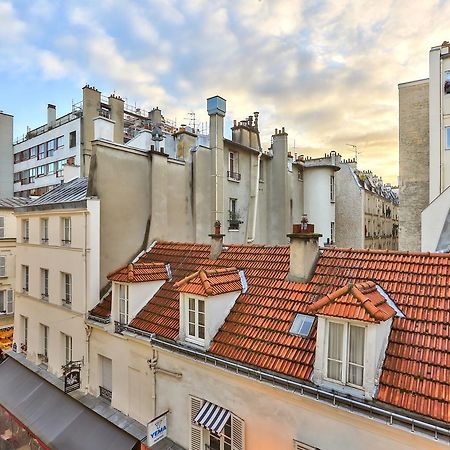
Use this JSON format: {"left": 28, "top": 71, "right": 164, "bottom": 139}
{"left": 6, "top": 290, "right": 13, "bottom": 314}
{"left": 190, "top": 396, "right": 203, "bottom": 450}
{"left": 231, "top": 414, "right": 245, "bottom": 450}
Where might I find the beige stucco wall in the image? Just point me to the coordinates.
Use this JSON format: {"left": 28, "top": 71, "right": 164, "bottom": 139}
{"left": 13, "top": 202, "right": 99, "bottom": 386}
{"left": 87, "top": 327, "right": 446, "bottom": 450}
{"left": 398, "top": 80, "right": 430, "bottom": 251}
{"left": 0, "top": 208, "right": 16, "bottom": 327}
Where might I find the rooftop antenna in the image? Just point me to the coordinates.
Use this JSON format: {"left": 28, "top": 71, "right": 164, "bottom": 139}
{"left": 184, "top": 112, "right": 196, "bottom": 130}
{"left": 346, "top": 144, "right": 359, "bottom": 165}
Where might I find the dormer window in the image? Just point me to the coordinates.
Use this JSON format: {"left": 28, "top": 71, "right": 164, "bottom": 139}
{"left": 187, "top": 297, "right": 205, "bottom": 344}
{"left": 327, "top": 321, "right": 365, "bottom": 387}
{"left": 308, "top": 281, "right": 401, "bottom": 398}
{"left": 118, "top": 284, "right": 129, "bottom": 325}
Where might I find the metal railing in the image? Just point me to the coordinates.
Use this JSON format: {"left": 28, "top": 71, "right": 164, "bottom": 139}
{"left": 227, "top": 170, "right": 241, "bottom": 181}
{"left": 99, "top": 386, "right": 112, "bottom": 401}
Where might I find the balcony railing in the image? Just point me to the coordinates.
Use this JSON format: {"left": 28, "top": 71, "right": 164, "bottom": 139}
{"left": 99, "top": 386, "right": 112, "bottom": 402}
{"left": 227, "top": 170, "right": 241, "bottom": 181}
{"left": 62, "top": 297, "right": 71, "bottom": 308}
{"left": 114, "top": 321, "right": 126, "bottom": 334}
{"left": 228, "top": 212, "right": 241, "bottom": 230}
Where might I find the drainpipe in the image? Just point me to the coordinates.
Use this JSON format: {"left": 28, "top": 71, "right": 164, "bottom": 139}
{"left": 83, "top": 210, "right": 89, "bottom": 392}
{"left": 148, "top": 347, "right": 158, "bottom": 417}
{"left": 247, "top": 113, "right": 262, "bottom": 243}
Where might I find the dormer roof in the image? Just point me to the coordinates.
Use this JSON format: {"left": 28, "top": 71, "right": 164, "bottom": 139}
{"left": 174, "top": 267, "right": 243, "bottom": 297}
{"left": 107, "top": 262, "right": 169, "bottom": 283}
{"left": 308, "top": 281, "right": 396, "bottom": 323}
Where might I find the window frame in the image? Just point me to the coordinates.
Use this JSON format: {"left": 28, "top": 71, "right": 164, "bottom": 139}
{"left": 330, "top": 175, "right": 335, "bottom": 202}
{"left": 62, "top": 272, "right": 72, "bottom": 307}
{"left": 41, "top": 218, "right": 49, "bottom": 244}
{"left": 41, "top": 324, "right": 49, "bottom": 358}
{"left": 0, "top": 216, "right": 4, "bottom": 238}
{"left": 325, "top": 320, "right": 366, "bottom": 389}
{"left": 227, "top": 151, "right": 241, "bottom": 181}
{"left": 22, "top": 219, "right": 29, "bottom": 243}
{"left": 62, "top": 217, "right": 71, "bottom": 246}
{"left": 63, "top": 333, "right": 73, "bottom": 364}
{"left": 118, "top": 283, "right": 129, "bottom": 325}
{"left": 22, "top": 265, "right": 29, "bottom": 293}
{"left": 69, "top": 131, "right": 77, "bottom": 148}
{"left": 41, "top": 268, "right": 49, "bottom": 300}
{"left": 0, "top": 256, "right": 5, "bottom": 277}
{"left": 186, "top": 296, "right": 206, "bottom": 345}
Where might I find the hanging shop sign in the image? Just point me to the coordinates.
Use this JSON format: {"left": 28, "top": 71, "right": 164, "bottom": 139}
{"left": 62, "top": 361, "right": 82, "bottom": 393}
{"left": 147, "top": 410, "right": 168, "bottom": 446}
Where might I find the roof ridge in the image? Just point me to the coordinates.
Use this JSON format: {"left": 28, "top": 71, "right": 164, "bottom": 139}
{"left": 321, "top": 247, "right": 450, "bottom": 259}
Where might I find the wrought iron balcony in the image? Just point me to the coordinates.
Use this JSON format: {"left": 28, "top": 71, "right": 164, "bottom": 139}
{"left": 227, "top": 170, "right": 241, "bottom": 181}
{"left": 228, "top": 211, "right": 242, "bottom": 230}
{"left": 99, "top": 386, "right": 112, "bottom": 401}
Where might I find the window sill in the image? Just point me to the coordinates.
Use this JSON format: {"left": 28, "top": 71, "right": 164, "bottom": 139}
{"left": 185, "top": 336, "right": 205, "bottom": 347}
{"left": 227, "top": 177, "right": 241, "bottom": 183}
{"left": 228, "top": 229, "right": 240, "bottom": 232}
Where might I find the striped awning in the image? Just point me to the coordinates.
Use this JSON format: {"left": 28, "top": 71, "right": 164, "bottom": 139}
{"left": 194, "top": 401, "right": 231, "bottom": 434}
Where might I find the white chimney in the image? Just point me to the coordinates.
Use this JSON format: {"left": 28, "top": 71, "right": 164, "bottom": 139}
{"left": 47, "top": 104, "right": 56, "bottom": 125}
{"left": 93, "top": 116, "right": 115, "bottom": 141}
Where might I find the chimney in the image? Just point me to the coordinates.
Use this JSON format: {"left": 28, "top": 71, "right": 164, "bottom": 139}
{"left": 47, "top": 104, "right": 56, "bottom": 125}
{"left": 209, "top": 221, "right": 224, "bottom": 259}
{"left": 287, "top": 215, "right": 322, "bottom": 282}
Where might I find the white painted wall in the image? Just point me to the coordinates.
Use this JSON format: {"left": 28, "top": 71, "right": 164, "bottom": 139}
{"left": 13, "top": 118, "right": 81, "bottom": 194}
{"left": 303, "top": 167, "right": 336, "bottom": 245}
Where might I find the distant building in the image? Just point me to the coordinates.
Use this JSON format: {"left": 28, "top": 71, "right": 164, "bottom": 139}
{"left": 0, "top": 112, "right": 13, "bottom": 198}
{"left": 399, "top": 41, "right": 450, "bottom": 251}
{"left": 11, "top": 85, "right": 175, "bottom": 197}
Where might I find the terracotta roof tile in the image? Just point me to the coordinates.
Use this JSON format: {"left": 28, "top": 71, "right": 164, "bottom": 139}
{"left": 89, "top": 291, "right": 112, "bottom": 318}
{"left": 174, "top": 267, "right": 242, "bottom": 296}
{"left": 107, "top": 262, "right": 169, "bottom": 283}
{"left": 89, "top": 242, "right": 450, "bottom": 424}
{"left": 308, "top": 281, "right": 396, "bottom": 322}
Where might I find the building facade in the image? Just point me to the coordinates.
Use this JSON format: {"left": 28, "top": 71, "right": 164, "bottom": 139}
{"left": 0, "top": 112, "right": 14, "bottom": 198}
{"left": 84, "top": 229, "right": 449, "bottom": 450}
{"left": 399, "top": 41, "right": 450, "bottom": 251}
{"left": 13, "top": 178, "right": 100, "bottom": 387}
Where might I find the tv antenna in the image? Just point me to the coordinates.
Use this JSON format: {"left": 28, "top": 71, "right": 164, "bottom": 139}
{"left": 345, "top": 144, "right": 359, "bottom": 164}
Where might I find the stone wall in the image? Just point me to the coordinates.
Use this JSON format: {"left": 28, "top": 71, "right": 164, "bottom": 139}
{"left": 398, "top": 80, "right": 430, "bottom": 251}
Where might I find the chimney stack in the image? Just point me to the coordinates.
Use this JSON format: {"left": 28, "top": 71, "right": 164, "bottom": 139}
{"left": 209, "top": 221, "right": 224, "bottom": 259}
{"left": 47, "top": 104, "right": 56, "bottom": 125}
{"left": 287, "top": 215, "right": 322, "bottom": 282}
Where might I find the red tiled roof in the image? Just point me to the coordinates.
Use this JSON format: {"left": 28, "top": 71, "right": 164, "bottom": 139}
{"left": 308, "top": 281, "right": 396, "bottom": 322}
{"left": 90, "top": 291, "right": 112, "bottom": 318}
{"left": 107, "top": 262, "right": 168, "bottom": 283}
{"left": 174, "top": 268, "right": 242, "bottom": 296}
{"left": 94, "top": 242, "right": 450, "bottom": 424}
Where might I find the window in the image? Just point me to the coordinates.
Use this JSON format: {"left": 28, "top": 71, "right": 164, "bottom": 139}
{"left": 187, "top": 297, "right": 205, "bottom": 342}
{"left": 290, "top": 314, "right": 315, "bottom": 337}
{"left": 62, "top": 217, "right": 71, "bottom": 245}
{"left": 118, "top": 284, "right": 129, "bottom": 324}
{"left": 37, "top": 164, "right": 47, "bottom": 177}
{"left": 62, "top": 273, "right": 72, "bottom": 306}
{"left": 228, "top": 151, "right": 241, "bottom": 181}
{"left": 22, "top": 219, "right": 29, "bottom": 243}
{"left": 41, "top": 268, "right": 49, "bottom": 300}
{"left": 258, "top": 159, "right": 264, "bottom": 182}
{"left": 30, "top": 146, "right": 37, "bottom": 158}
{"left": 41, "top": 218, "right": 49, "bottom": 244}
{"left": 47, "top": 139, "right": 55, "bottom": 157}
{"left": 99, "top": 355, "right": 112, "bottom": 401}
{"left": 330, "top": 175, "right": 335, "bottom": 202}
{"left": 69, "top": 131, "right": 77, "bottom": 148}
{"left": 22, "top": 316, "right": 28, "bottom": 351}
{"left": 228, "top": 198, "right": 240, "bottom": 231}
{"left": 327, "top": 321, "right": 365, "bottom": 387}
{"left": 445, "top": 71, "right": 450, "bottom": 94}
{"left": 446, "top": 127, "right": 450, "bottom": 150}
{"left": 22, "top": 265, "right": 29, "bottom": 292}
{"left": 57, "top": 136, "right": 64, "bottom": 148}
{"left": 330, "top": 221, "right": 335, "bottom": 244}
{"left": 38, "top": 143, "right": 46, "bottom": 160}
{"left": 0, "top": 256, "right": 5, "bottom": 277}
{"left": 63, "top": 333, "right": 73, "bottom": 364}
{"left": 208, "top": 417, "right": 232, "bottom": 450}
{"left": 0, "top": 290, "right": 14, "bottom": 314}
{"left": 40, "top": 324, "right": 49, "bottom": 359}
{"left": 0, "top": 216, "right": 4, "bottom": 238}
{"left": 298, "top": 167, "right": 304, "bottom": 182}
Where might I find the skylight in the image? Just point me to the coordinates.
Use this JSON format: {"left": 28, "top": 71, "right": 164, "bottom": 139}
{"left": 290, "top": 314, "right": 315, "bottom": 337}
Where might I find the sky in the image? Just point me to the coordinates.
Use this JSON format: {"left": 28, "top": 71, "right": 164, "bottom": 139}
{"left": 1, "top": 0, "right": 449, "bottom": 184}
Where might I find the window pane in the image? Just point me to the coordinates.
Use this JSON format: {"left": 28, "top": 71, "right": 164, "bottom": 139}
{"left": 348, "top": 364, "right": 364, "bottom": 386}
{"left": 348, "top": 325, "right": 365, "bottom": 366}
{"left": 198, "top": 299, "right": 205, "bottom": 313}
{"left": 198, "top": 311, "right": 205, "bottom": 326}
{"left": 198, "top": 324, "right": 205, "bottom": 339}
{"left": 189, "top": 310, "right": 195, "bottom": 324}
{"left": 189, "top": 298, "right": 195, "bottom": 310}
{"left": 328, "top": 322, "right": 343, "bottom": 360}
{"left": 189, "top": 323, "right": 195, "bottom": 336}
{"left": 327, "top": 360, "right": 342, "bottom": 381}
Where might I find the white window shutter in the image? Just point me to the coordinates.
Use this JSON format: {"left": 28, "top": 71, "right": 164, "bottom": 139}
{"left": 6, "top": 290, "right": 13, "bottom": 314}
{"left": 190, "top": 396, "right": 203, "bottom": 450}
{"left": 0, "top": 256, "right": 5, "bottom": 277}
{"left": 231, "top": 414, "right": 245, "bottom": 450}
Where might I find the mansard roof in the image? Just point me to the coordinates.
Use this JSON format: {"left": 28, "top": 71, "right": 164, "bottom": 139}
{"left": 91, "top": 242, "right": 450, "bottom": 424}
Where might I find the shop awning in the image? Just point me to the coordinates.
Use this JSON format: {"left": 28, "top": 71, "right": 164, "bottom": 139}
{"left": 194, "top": 401, "right": 231, "bottom": 434}
{"left": 0, "top": 357, "right": 140, "bottom": 450}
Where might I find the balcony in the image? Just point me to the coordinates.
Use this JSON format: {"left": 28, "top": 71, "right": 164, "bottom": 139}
{"left": 99, "top": 386, "right": 112, "bottom": 402}
{"left": 228, "top": 211, "right": 242, "bottom": 231}
{"left": 62, "top": 297, "right": 72, "bottom": 308}
{"left": 227, "top": 170, "right": 241, "bottom": 182}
